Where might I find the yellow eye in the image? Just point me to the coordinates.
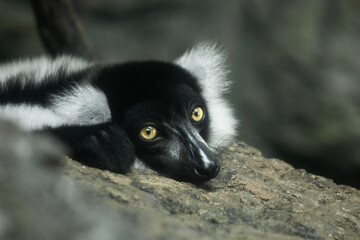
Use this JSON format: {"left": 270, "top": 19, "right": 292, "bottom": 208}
{"left": 191, "top": 107, "right": 204, "bottom": 122}
{"left": 139, "top": 126, "right": 157, "bottom": 141}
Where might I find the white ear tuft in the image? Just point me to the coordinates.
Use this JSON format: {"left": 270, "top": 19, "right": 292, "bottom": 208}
{"left": 175, "top": 42, "right": 238, "bottom": 148}
{"left": 175, "top": 42, "right": 230, "bottom": 95}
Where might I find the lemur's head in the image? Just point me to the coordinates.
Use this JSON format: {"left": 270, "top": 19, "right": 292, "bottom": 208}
{"left": 103, "top": 43, "right": 237, "bottom": 184}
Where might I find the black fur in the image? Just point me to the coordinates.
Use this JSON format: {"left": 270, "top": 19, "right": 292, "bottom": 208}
{"left": 1, "top": 60, "right": 220, "bottom": 184}
{"left": 0, "top": 68, "right": 93, "bottom": 106}
{"left": 37, "top": 122, "right": 135, "bottom": 173}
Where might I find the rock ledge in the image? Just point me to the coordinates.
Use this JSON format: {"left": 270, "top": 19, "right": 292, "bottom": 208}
{"left": 62, "top": 142, "right": 360, "bottom": 240}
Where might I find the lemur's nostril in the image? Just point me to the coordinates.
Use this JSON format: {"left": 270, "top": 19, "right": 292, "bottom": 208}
{"left": 194, "top": 167, "right": 208, "bottom": 177}
{"left": 194, "top": 162, "right": 220, "bottom": 179}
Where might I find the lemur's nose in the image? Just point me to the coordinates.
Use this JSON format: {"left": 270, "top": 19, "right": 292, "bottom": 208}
{"left": 178, "top": 123, "right": 220, "bottom": 181}
{"left": 194, "top": 161, "right": 220, "bottom": 179}
{"left": 188, "top": 141, "right": 220, "bottom": 179}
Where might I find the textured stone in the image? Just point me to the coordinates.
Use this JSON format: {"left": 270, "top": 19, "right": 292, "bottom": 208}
{"left": 0, "top": 120, "right": 359, "bottom": 239}
{"left": 0, "top": 121, "right": 141, "bottom": 240}
{"left": 62, "top": 142, "right": 360, "bottom": 240}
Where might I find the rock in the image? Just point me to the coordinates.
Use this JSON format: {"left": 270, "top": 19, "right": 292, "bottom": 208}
{"left": 0, "top": 120, "right": 359, "bottom": 239}
{"left": 0, "top": 120, "right": 142, "bottom": 240}
{"left": 61, "top": 141, "right": 360, "bottom": 240}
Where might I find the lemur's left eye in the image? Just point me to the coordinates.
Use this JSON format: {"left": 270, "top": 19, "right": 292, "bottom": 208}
{"left": 139, "top": 126, "right": 158, "bottom": 141}
{"left": 191, "top": 107, "right": 204, "bottom": 122}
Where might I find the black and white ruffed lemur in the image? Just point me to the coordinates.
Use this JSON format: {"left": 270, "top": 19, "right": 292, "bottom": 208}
{"left": 0, "top": 43, "right": 237, "bottom": 184}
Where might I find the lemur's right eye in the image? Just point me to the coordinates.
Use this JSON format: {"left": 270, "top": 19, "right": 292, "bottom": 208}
{"left": 139, "top": 126, "right": 158, "bottom": 141}
{"left": 191, "top": 107, "right": 204, "bottom": 122}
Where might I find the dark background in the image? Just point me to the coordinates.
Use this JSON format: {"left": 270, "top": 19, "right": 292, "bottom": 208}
{"left": 1, "top": 0, "right": 359, "bottom": 188}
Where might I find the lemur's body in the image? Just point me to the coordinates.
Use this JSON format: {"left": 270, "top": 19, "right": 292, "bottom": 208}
{"left": 0, "top": 43, "right": 237, "bottom": 183}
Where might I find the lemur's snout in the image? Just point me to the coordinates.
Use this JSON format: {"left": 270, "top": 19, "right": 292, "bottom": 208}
{"left": 175, "top": 123, "right": 220, "bottom": 182}
{"left": 186, "top": 132, "right": 220, "bottom": 181}
{"left": 194, "top": 161, "right": 220, "bottom": 179}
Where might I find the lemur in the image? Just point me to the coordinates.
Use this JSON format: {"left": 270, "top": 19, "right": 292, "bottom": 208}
{"left": 0, "top": 43, "right": 237, "bottom": 184}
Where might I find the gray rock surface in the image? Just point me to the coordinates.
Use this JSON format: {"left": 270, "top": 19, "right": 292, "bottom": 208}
{"left": 0, "top": 120, "right": 359, "bottom": 239}
{"left": 62, "top": 142, "right": 360, "bottom": 240}
{"left": 0, "top": 121, "right": 141, "bottom": 240}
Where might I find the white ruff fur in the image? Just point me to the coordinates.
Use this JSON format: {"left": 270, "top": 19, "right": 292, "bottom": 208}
{"left": 0, "top": 104, "right": 64, "bottom": 131}
{"left": 175, "top": 43, "right": 238, "bottom": 148}
{"left": 0, "top": 83, "right": 111, "bottom": 131}
{"left": 0, "top": 55, "right": 90, "bottom": 88}
{"left": 0, "top": 56, "right": 110, "bottom": 130}
{"left": 51, "top": 84, "right": 111, "bottom": 126}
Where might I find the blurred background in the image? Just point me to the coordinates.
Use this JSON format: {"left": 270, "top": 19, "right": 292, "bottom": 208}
{"left": 0, "top": 0, "right": 359, "bottom": 188}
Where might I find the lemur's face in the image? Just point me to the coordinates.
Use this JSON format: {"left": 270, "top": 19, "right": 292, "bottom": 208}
{"left": 119, "top": 63, "right": 220, "bottom": 183}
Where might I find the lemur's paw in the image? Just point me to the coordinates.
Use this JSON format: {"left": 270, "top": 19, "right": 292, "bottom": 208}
{"left": 79, "top": 122, "right": 135, "bottom": 173}
{"left": 44, "top": 122, "right": 135, "bottom": 173}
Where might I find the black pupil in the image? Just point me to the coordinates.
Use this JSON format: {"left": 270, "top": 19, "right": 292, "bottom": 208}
{"left": 194, "top": 110, "right": 199, "bottom": 117}
{"left": 146, "top": 128, "right": 151, "bottom": 135}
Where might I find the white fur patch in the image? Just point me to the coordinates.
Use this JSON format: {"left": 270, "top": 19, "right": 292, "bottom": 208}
{"left": 175, "top": 42, "right": 238, "bottom": 148}
{"left": 0, "top": 104, "right": 64, "bottom": 131}
{"left": 0, "top": 56, "right": 109, "bottom": 131}
{"left": 51, "top": 84, "right": 111, "bottom": 126}
{"left": 132, "top": 158, "right": 150, "bottom": 170}
{"left": 0, "top": 55, "right": 91, "bottom": 89}
{"left": 0, "top": 84, "right": 111, "bottom": 130}
{"left": 187, "top": 125, "right": 211, "bottom": 167}
{"left": 168, "top": 139, "right": 181, "bottom": 159}
{"left": 191, "top": 127, "right": 210, "bottom": 147}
